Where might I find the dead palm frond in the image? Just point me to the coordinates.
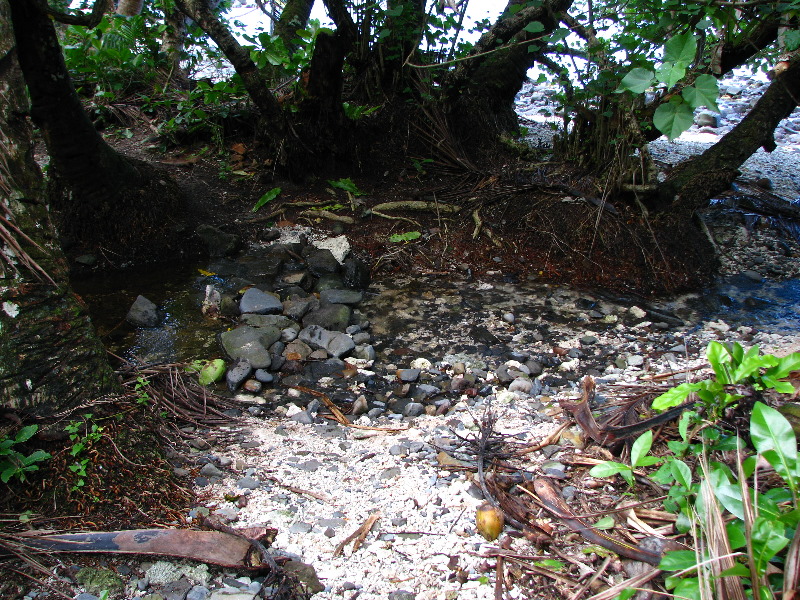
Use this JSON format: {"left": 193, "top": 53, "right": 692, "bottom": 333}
{"left": 0, "top": 200, "right": 57, "bottom": 286}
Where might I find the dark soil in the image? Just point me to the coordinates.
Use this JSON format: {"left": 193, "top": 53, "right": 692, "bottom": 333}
{"left": 67, "top": 118, "right": 717, "bottom": 296}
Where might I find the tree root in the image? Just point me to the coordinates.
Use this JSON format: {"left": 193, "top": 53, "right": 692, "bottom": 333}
{"left": 300, "top": 209, "right": 355, "bottom": 224}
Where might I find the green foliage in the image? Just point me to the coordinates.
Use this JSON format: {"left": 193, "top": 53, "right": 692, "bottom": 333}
{"left": 328, "top": 178, "right": 364, "bottom": 196}
{"left": 252, "top": 187, "right": 282, "bottom": 212}
{"left": 342, "top": 102, "right": 380, "bottom": 120}
{"left": 651, "top": 342, "right": 800, "bottom": 419}
{"left": 389, "top": 231, "right": 422, "bottom": 243}
{"left": 0, "top": 425, "right": 51, "bottom": 484}
{"left": 133, "top": 376, "right": 151, "bottom": 406}
{"left": 659, "top": 403, "right": 800, "bottom": 599}
{"left": 65, "top": 414, "right": 104, "bottom": 492}
{"left": 589, "top": 430, "right": 662, "bottom": 486}
{"left": 62, "top": 14, "right": 164, "bottom": 97}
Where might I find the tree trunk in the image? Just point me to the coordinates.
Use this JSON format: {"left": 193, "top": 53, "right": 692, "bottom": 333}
{"left": 273, "top": 0, "right": 314, "bottom": 52}
{"left": 8, "top": 0, "right": 184, "bottom": 261}
{"left": 658, "top": 51, "right": 800, "bottom": 211}
{"left": 444, "top": 0, "right": 574, "bottom": 140}
{"left": 0, "top": 0, "right": 119, "bottom": 415}
{"left": 160, "top": 6, "right": 191, "bottom": 88}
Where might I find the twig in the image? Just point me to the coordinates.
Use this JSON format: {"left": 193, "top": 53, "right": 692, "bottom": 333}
{"left": 333, "top": 511, "right": 381, "bottom": 558}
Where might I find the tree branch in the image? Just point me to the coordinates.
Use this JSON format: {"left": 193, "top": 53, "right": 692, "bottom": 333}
{"left": 43, "top": 0, "right": 108, "bottom": 27}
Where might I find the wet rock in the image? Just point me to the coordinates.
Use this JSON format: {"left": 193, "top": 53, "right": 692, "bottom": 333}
{"left": 239, "top": 288, "right": 283, "bottom": 315}
{"left": 126, "top": 295, "right": 160, "bottom": 328}
{"left": 314, "top": 273, "right": 345, "bottom": 292}
{"left": 283, "top": 297, "right": 315, "bottom": 321}
{"left": 281, "top": 560, "right": 324, "bottom": 594}
{"left": 298, "top": 325, "right": 332, "bottom": 351}
{"left": 306, "top": 358, "right": 346, "bottom": 380}
{"left": 226, "top": 358, "right": 252, "bottom": 392}
{"left": 196, "top": 224, "right": 241, "bottom": 257}
{"left": 327, "top": 332, "right": 355, "bottom": 358}
{"left": 219, "top": 327, "right": 279, "bottom": 369}
{"left": 508, "top": 377, "right": 533, "bottom": 394}
{"left": 343, "top": 256, "right": 371, "bottom": 289}
{"left": 306, "top": 248, "right": 340, "bottom": 277}
{"left": 320, "top": 289, "right": 363, "bottom": 305}
{"left": 303, "top": 303, "right": 351, "bottom": 331}
{"left": 241, "top": 314, "right": 297, "bottom": 330}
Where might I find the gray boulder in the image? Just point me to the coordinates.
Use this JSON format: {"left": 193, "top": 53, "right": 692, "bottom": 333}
{"left": 239, "top": 287, "right": 283, "bottom": 315}
{"left": 126, "top": 295, "right": 160, "bottom": 327}
{"left": 219, "top": 326, "right": 281, "bottom": 369}
{"left": 196, "top": 224, "right": 241, "bottom": 257}
{"left": 303, "top": 303, "right": 351, "bottom": 331}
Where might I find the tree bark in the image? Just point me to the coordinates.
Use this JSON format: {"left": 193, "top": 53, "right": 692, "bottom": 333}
{"left": 8, "top": 0, "right": 184, "bottom": 259}
{"left": 0, "top": 0, "right": 119, "bottom": 415}
{"left": 444, "top": 0, "right": 574, "bottom": 138}
{"left": 160, "top": 5, "right": 191, "bottom": 88}
{"left": 658, "top": 51, "right": 800, "bottom": 211}
{"left": 274, "top": 0, "right": 314, "bottom": 52}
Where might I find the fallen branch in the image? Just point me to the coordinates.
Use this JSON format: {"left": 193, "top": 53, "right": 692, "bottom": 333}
{"left": 529, "top": 478, "right": 664, "bottom": 566}
{"left": 300, "top": 210, "right": 355, "bottom": 224}
{"left": 372, "top": 200, "right": 460, "bottom": 213}
{"left": 4, "top": 528, "right": 280, "bottom": 569}
{"left": 333, "top": 511, "right": 381, "bottom": 557}
{"left": 560, "top": 376, "right": 694, "bottom": 445}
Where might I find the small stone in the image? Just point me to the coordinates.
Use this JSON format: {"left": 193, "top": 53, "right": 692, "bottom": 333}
{"left": 242, "top": 379, "right": 262, "bottom": 393}
{"left": 281, "top": 560, "right": 324, "bottom": 594}
{"left": 542, "top": 461, "right": 567, "bottom": 479}
{"left": 236, "top": 476, "right": 261, "bottom": 490}
{"left": 290, "top": 410, "right": 315, "bottom": 424}
{"left": 626, "top": 355, "right": 645, "bottom": 367}
{"left": 742, "top": 270, "right": 763, "bottom": 282}
{"left": 396, "top": 368, "right": 421, "bottom": 382}
{"left": 628, "top": 306, "right": 647, "bottom": 319}
{"left": 187, "top": 586, "right": 211, "bottom": 600}
{"left": 508, "top": 377, "right": 533, "bottom": 394}
{"left": 199, "top": 463, "right": 223, "bottom": 477}
{"left": 351, "top": 395, "right": 369, "bottom": 415}
{"left": 502, "top": 312, "right": 515, "bottom": 324}
{"left": 289, "top": 521, "right": 313, "bottom": 534}
{"left": 402, "top": 402, "right": 425, "bottom": 417}
{"left": 388, "top": 591, "right": 416, "bottom": 600}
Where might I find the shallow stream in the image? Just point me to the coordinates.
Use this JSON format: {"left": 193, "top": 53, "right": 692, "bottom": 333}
{"left": 72, "top": 253, "right": 800, "bottom": 368}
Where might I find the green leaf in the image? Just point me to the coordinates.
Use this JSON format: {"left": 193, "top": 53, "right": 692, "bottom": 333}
{"left": 766, "top": 352, "right": 800, "bottom": 380}
{"left": 706, "top": 341, "right": 733, "bottom": 384}
{"left": 616, "top": 67, "right": 655, "bottom": 94}
{"left": 385, "top": 5, "right": 404, "bottom": 17}
{"left": 652, "top": 382, "right": 702, "bottom": 411}
{"left": 751, "top": 401, "right": 800, "bottom": 492}
{"left": 663, "top": 32, "right": 697, "bottom": 65}
{"left": 719, "top": 564, "right": 750, "bottom": 577}
{"left": 594, "top": 516, "right": 615, "bottom": 530}
{"left": 589, "top": 461, "right": 628, "bottom": 478}
{"left": 670, "top": 458, "right": 692, "bottom": 488}
{"left": 328, "top": 177, "right": 364, "bottom": 196}
{"left": 751, "top": 517, "right": 790, "bottom": 571}
{"left": 653, "top": 97, "right": 694, "bottom": 140}
{"left": 532, "top": 559, "right": 564, "bottom": 569}
{"left": 682, "top": 75, "right": 720, "bottom": 112}
{"left": 655, "top": 62, "right": 687, "bottom": 88}
{"left": 14, "top": 425, "right": 38, "bottom": 444}
{"left": 659, "top": 549, "right": 698, "bottom": 571}
{"left": 631, "top": 431, "right": 654, "bottom": 469}
{"left": 389, "top": 231, "right": 421, "bottom": 243}
{"left": 198, "top": 359, "right": 226, "bottom": 386}
{"left": 672, "top": 578, "right": 702, "bottom": 600}
{"left": 726, "top": 522, "right": 747, "bottom": 549}
{"left": 252, "top": 187, "right": 281, "bottom": 212}
{"left": 524, "top": 21, "right": 545, "bottom": 33}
